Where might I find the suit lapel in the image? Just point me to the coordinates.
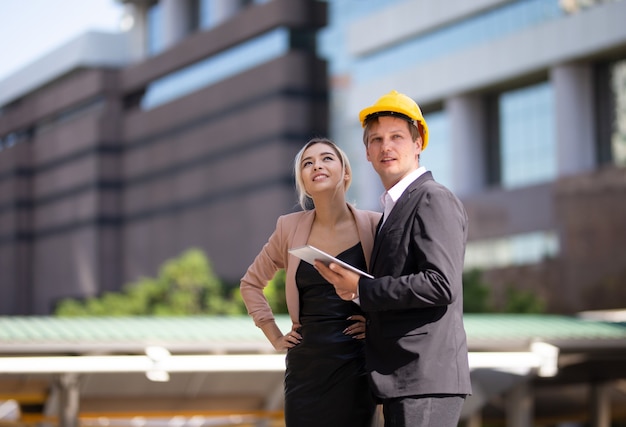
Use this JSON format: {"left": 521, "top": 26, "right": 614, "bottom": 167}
{"left": 371, "top": 215, "right": 385, "bottom": 267}
{"left": 371, "top": 171, "right": 433, "bottom": 268}
{"left": 291, "top": 210, "right": 315, "bottom": 248}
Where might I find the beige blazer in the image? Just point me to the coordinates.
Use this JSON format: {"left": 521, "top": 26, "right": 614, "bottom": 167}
{"left": 240, "top": 204, "right": 381, "bottom": 329}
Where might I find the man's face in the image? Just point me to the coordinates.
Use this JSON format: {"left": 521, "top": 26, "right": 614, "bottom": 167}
{"left": 365, "top": 116, "right": 422, "bottom": 190}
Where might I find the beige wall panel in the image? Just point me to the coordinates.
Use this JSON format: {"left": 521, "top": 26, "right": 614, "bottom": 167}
{"left": 33, "top": 114, "right": 104, "bottom": 165}
{"left": 0, "top": 69, "right": 113, "bottom": 135}
{"left": 32, "top": 228, "right": 99, "bottom": 313}
{"left": 123, "top": 185, "right": 294, "bottom": 284}
{"left": 122, "top": 53, "right": 325, "bottom": 142}
{"left": 33, "top": 156, "right": 99, "bottom": 198}
{"left": 33, "top": 191, "right": 99, "bottom": 231}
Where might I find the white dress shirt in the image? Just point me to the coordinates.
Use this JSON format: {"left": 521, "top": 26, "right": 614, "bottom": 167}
{"left": 380, "top": 166, "right": 427, "bottom": 225}
{"left": 354, "top": 166, "right": 427, "bottom": 303}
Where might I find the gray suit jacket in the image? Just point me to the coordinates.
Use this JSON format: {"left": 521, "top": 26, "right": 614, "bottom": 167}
{"left": 358, "top": 171, "right": 472, "bottom": 398}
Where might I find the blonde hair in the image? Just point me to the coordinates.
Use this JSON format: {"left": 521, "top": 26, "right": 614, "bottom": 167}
{"left": 294, "top": 137, "right": 352, "bottom": 211}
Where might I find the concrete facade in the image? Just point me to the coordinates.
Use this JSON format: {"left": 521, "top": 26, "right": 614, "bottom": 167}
{"left": 2, "top": 0, "right": 626, "bottom": 318}
{"left": 0, "top": 0, "right": 328, "bottom": 314}
{"left": 336, "top": 0, "right": 626, "bottom": 314}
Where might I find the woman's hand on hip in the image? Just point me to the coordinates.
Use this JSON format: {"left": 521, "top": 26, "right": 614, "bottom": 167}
{"left": 273, "top": 325, "right": 302, "bottom": 351}
{"left": 344, "top": 314, "right": 366, "bottom": 340}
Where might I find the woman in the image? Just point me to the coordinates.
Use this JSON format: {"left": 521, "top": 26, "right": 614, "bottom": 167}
{"left": 240, "top": 138, "right": 381, "bottom": 426}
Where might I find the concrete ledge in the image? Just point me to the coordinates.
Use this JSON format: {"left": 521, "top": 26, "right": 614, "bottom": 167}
{"left": 0, "top": 31, "right": 133, "bottom": 108}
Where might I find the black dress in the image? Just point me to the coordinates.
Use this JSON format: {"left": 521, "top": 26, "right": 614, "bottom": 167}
{"left": 284, "top": 243, "right": 376, "bottom": 427}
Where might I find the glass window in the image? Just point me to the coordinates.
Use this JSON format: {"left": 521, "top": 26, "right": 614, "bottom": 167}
{"left": 317, "top": 0, "right": 406, "bottom": 76}
{"left": 189, "top": 0, "right": 201, "bottom": 32}
{"left": 353, "top": 0, "right": 564, "bottom": 84}
{"left": 465, "top": 231, "right": 559, "bottom": 269}
{"left": 420, "top": 110, "right": 454, "bottom": 192}
{"left": 3, "top": 133, "right": 18, "bottom": 149}
{"left": 147, "top": 2, "right": 164, "bottom": 56}
{"left": 199, "top": 0, "right": 263, "bottom": 30}
{"left": 610, "top": 59, "right": 626, "bottom": 166}
{"left": 498, "top": 82, "right": 556, "bottom": 188}
{"left": 141, "top": 28, "right": 290, "bottom": 110}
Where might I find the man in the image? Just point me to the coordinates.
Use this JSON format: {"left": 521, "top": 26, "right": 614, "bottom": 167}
{"left": 315, "top": 90, "right": 471, "bottom": 427}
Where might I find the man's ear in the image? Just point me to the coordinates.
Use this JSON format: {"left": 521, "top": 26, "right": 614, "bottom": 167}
{"left": 414, "top": 137, "right": 423, "bottom": 163}
{"left": 415, "top": 136, "right": 423, "bottom": 152}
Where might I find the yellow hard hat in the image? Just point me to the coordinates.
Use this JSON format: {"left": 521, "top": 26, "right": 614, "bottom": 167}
{"left": 359, "top": 90, "right": 429, "bottom": 149}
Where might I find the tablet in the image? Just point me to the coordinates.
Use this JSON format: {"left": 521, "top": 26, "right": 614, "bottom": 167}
{"left": 288, "top": 245, "right": 374, "bottom": 278}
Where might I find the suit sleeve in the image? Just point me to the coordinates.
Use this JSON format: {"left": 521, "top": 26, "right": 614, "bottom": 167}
{"left": 359, "top": 186, "right": 468, "bottom": 312}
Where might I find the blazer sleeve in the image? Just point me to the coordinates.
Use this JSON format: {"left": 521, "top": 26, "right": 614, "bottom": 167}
{"left": 360, "top": 185, "right": 468, "bottom": 312}
{"left": 239, "top": 216, "right": 288, "bottom": 327}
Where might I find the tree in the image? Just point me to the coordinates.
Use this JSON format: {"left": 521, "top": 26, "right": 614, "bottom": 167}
{"left": 264, "top": 269, "right": 287, "bottom": 314}
{"left": 230, "top": 269, "right": 287, "bottom": 315}
{"left": 462, "top": 268, "right": 545, "bottom": 314}
{"left": 55, "top": 248, "right": 250, "bottom": 316}
{"left": 502, "top": 284, "right": 545, "bottom": 314}
{"left": 463, "top": 268, "right": 493, "bottom": 313}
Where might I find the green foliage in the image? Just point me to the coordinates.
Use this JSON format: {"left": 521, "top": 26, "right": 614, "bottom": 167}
{"left": 55, "top": 247, "right": 544, "bottom": 317}
{"left": 230, "top": 269, "right": 288, "bottom": 315}
{"left": 54, "top": 248, "right": 250, "bottom": 316}
{"left": 463, "top": 268, "right": 493, "bottom": 313}
{"left": 265, "top": 269, "right": 288, "bottom": 314}
{"left": 463, "top": 268, "right": 545, "bottom": 314}
{"left": 502, "top": 285, "right": 545, "bottom": 314}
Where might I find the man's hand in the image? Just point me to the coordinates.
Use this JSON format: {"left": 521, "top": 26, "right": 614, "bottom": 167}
{"left": 314, "top": 261, "right": 360, "bottom": 300}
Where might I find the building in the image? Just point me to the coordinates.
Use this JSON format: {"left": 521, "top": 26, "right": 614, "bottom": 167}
{"left": 320, "top": 0, "right": 626, "bottom": 313}
{"left": 0, "top": 0, "right": 328, "bottom": 314}
{"left": 2, "top": 0, "right": 624, "bottom": 316}
{"left": 1, "top": 1, "right": 626, "bottom": 425}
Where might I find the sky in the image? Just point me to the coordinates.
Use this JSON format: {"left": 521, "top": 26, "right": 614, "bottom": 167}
{"left": 0, "top": 0, "right": 125, "bottom": 81}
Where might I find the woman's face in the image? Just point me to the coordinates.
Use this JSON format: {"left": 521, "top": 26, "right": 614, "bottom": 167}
{"left": 299, "top": 142, "right": 346, "bottom": 196}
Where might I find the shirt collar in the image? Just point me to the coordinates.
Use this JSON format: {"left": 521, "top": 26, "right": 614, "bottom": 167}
{"left": 384, "top": 166, "right": 427, "bottom": 204}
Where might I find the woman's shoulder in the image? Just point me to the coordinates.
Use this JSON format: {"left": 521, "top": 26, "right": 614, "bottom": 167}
{"left": 350, "top": 205, "right": 382, "bottom": 222}
{"left": 276, "top": 209, "right": 313, "bottom": 224}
